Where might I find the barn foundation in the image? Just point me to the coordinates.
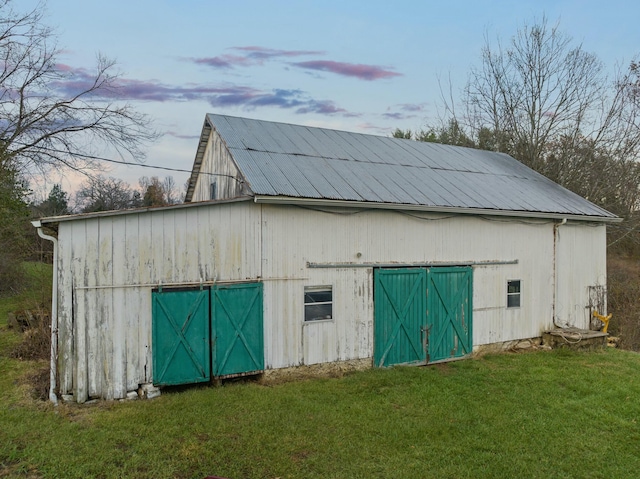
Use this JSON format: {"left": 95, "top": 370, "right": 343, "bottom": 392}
{"left": 542, "top": 328, "right": 607, "bottom": 351}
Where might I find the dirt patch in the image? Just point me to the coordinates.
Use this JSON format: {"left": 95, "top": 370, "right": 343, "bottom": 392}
{"left": 431, "top": 363, "right": 453, "bottom": 374}
{"left": 19, "top": 366, "right": 50, "bottom": 401}
{"left": 0, "top": 461, "right": 42, "bottom": 478}
{"left": 290, "top": 450, "right": 312, "bottom": 463}
{"left": 260, "top": 358, "right": 372, "bottom": 385}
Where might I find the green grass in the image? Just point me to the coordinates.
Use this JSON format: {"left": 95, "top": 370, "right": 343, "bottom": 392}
{"left": 2, "top": 264, "right": 640, "bottom": 478}
{"left": 1, "top": 347, "right": 639, "bottom": 478}
{"left": 0, "top": 261, "right": 52, "bottom": 355}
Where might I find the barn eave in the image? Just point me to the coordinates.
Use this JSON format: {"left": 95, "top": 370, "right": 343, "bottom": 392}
{"left": 252, "top": 195, "right": 622, "bottom": 223}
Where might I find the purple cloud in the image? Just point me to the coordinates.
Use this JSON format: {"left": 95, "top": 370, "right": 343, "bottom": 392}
{"left": 230, "top": 46, "right": 325, "bottom": 60}
{"left": 207, "top": 88, "right": 348, "bottom": 116}
{"left": 381, "top": 103, "right": 428, "bottom": 120}
{"left": 49, "top": 64, "right": 355, "bottom": 117}
{"left": 291, "top": 60, "right": 402, "bottom": 81}
{"left": 51, "top": 65, "right": 242, "bottom": 102}
{"left": 382, "top": 112, "right": 407, "bottom": 120}
{"left": 398, "top": 103, "right": 427, "bottom": 112}
{"left": 187, "top": 46, "right": 324, "bottom": 69}
{"left": 296, "top": 99, "right": 346, "bottom": 115}
{"left": 191, "top": 55, "right": 253, "bottom": 69}
{"left": 357, "top": 122, "right": 392, "bottom": 135}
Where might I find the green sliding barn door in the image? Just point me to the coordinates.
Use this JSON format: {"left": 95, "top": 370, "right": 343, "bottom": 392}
{"left": 374, "top": 268, "right": 427, "bottom": 367}
{"left": 427, "top": 267, "right": 473, "bottom": 362}
{"left": 152, "top": 288, "right": 210, "bottom": 386}
{"left": 212, "top": 283, "right": 264, "bottom": 377}
{"left": 152, "top": 282, "right": 265, "bottom": 386}
{"left": 374, "top": 267, "right": 473, "bottom": 367}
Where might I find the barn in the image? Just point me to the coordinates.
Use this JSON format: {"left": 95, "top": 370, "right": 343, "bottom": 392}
{"left": 34, "top": 113, "right": 618, "bottom": 403}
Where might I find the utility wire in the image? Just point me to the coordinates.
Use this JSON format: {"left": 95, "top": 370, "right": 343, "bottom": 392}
{"left": 16, "top": 143, "right": 243, "bottom": 182}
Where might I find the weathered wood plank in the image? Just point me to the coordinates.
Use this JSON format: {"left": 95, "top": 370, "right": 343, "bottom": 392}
{"left": 124, "top": 214, "right": 141, "bottom": 391}
{"left": 57, "top": 222, "right": 74, "bottom": 395}
{"left": 111, "top": 217, "right": 127, "bottom": 398}
{"left": 96, "top": 218, "right": 113, "bottom": 399}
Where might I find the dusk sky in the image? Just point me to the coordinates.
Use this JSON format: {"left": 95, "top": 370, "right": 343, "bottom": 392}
{"left": 23, "top": 0, "right": 640, "bottom": 196}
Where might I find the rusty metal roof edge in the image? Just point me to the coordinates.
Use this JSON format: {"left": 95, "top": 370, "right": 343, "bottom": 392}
{"left": 38, "top": 196, "right": 255, "bottom": 225}
{"left": 253, "top": 195, "right": 622, "bottom": 223}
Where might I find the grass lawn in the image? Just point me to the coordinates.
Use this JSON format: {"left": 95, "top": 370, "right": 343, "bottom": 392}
{"left": 1, "top": 265, "right": 640, "bottom": 478}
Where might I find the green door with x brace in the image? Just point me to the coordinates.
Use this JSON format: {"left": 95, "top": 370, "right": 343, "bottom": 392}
{"left": 212, "top": 282, "right": 264, "bottom": 377}
{"left": 152, "top": 288, "right": 210, "bottom": 386}
{"left": 152, "top": 283, "right": 264, "bottom": 386}
{"left": 374, "top": 268, "right": 427, "bottom": 367}
{"left": 374, "top": 267, "right": 472, "bottom": 367}
{"left": 427, "top": 267, "right": 473, "bottom": 362}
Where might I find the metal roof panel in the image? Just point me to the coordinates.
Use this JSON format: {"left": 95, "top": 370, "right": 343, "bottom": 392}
{"left": 197, "top": 114, "right": 617, "bottom": 220}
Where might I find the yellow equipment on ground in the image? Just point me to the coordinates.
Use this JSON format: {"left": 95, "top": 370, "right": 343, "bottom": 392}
{"left": 592, "top": 310, "right": 612, "bottom": 333}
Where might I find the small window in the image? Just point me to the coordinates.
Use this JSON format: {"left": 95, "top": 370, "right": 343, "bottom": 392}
{"left": 304, "top": 286, "right": 333, "bottom": 321}
{"left": 209, "top": 181, "right": 217, "bottom": 200}
{"left": 507, "top": 280, "right": 521, "bottom": 308}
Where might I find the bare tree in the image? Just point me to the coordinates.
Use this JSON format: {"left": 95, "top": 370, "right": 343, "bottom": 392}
{"left": 75, "top": 175, "right": 139, "bottom": 212}
{"left": 462, "top": 17, "right": 610, "bottom": 171}
{"left": 423, "top": 17, "right": 640, "bottom": 251}
{"left": 0, "top": 0, "right": 156, "bottom": 175}
{"left": 162, "top": 175, "right": 182, "bottom": 204}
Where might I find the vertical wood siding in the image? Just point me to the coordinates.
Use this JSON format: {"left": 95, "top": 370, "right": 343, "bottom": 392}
{"left": 55, "top": 201, "right": 606, "bottom": 400}
{"left": 56, "top": 201, "right": 261, "bottom": 400}
{"left": 258, "top": 206, "right": 605, "bottom": 368}
{"left": 191, "top": 130, "right": 245, "bottom": 201}
{"left": 556, "top": 223, "right": 607, "bottom": 328}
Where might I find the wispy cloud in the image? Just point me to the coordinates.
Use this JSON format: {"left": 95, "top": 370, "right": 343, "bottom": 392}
{"left": 381, "top": 102, "right": 429, "bottom": 120}
{"left": 382, "top": 112, "right": 407, "bottom": 120}
{"left": 191, "top": 55, "right": 254, "bottom": 69}
{"left": 51, "top": 64, "right": 354, "bottom": 117}
{"left": 357, "top": 122, "right": 392, "bottom": 134}
{"left": 291, "top": 60, "right": 402, "bottom": 81}
{"left": 208, "top": 88, "right": 347, "bottom": 116}
{"left": 187, "top": 46, "right": 324, "bottom": 69}
{"left": 230, "top": 46, "right": 325, "bottom": 60}
{"left": 398, "top": 103, "right": 427, "bottom": 112}
{"left": 164, "top": 131, "right": 200, "bottom": 140}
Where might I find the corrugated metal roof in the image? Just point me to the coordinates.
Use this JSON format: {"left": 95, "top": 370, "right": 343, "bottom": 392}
{"left": 195, "top": 113, "right": 617, "bottom": 221}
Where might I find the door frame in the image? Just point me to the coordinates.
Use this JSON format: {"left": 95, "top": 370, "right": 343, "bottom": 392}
{"left": 151, "top": 281, "right": 265, "bottom": 387}
{"left": 373, "top": 266, "right": 473, "bottom": 367}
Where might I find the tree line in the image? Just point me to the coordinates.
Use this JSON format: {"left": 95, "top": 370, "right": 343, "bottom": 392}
{"left": 34, "top": 175, "right": 182, "bottom": 217}
{"left": 0, "top": 0, "right": 159, "bottom": 292}
{"left": 395, "top": 18, "right": 640, "bottom": 254}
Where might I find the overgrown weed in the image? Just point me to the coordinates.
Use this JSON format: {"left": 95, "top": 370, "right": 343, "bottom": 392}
{"left": 608, "top": 254, "right": 640, "bottom": 350}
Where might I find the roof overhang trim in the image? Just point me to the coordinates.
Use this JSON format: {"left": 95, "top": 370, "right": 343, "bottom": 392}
{"left": 39, "top": 196, "right": 254, "bottom": 225}
{"left": 184, "top": 117, "right": 213, "bottom": 203}
{"left": 253, "top": 195, "right": 622, "bottom": 223}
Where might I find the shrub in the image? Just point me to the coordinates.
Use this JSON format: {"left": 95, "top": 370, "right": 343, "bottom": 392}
{"left": 607, "top": 255, "right": 640, "bottom": 350}
{"left": 9, "top": 308, "right": 51, "bottom": 361}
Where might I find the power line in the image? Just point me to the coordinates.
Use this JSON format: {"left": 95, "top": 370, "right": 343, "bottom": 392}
{"left": 16, "top": 143, "right": 243, "bottom": 182}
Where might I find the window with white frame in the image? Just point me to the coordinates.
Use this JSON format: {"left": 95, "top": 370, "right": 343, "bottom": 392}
{"left": 507, "top": 280, "right": 521, "bottom": 308}
{"left": 304, "top": 286, "right": 333, "bottom": 321}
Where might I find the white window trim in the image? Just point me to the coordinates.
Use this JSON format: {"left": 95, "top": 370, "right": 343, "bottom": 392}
{"left": 507, "top": 279, "right": 521, "bottom": 309}
{"left": 304, "top": 285, "right": 333, "bottom": 322}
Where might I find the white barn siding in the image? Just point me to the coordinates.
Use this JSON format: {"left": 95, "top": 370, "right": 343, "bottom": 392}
{"left": 191, "top": 130, "right": 244, "bottom": 202}
{"left": 54, "top": 201, "right": 607, "bottom": 400}
{"left": 55, "top": 201, "right": 261, "bottom": 400}
{"left": 258, "top": 205, "right": 603, "bottom": 368}
{"left": 555, "top": 223, "right": 607, "bottom": 328}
